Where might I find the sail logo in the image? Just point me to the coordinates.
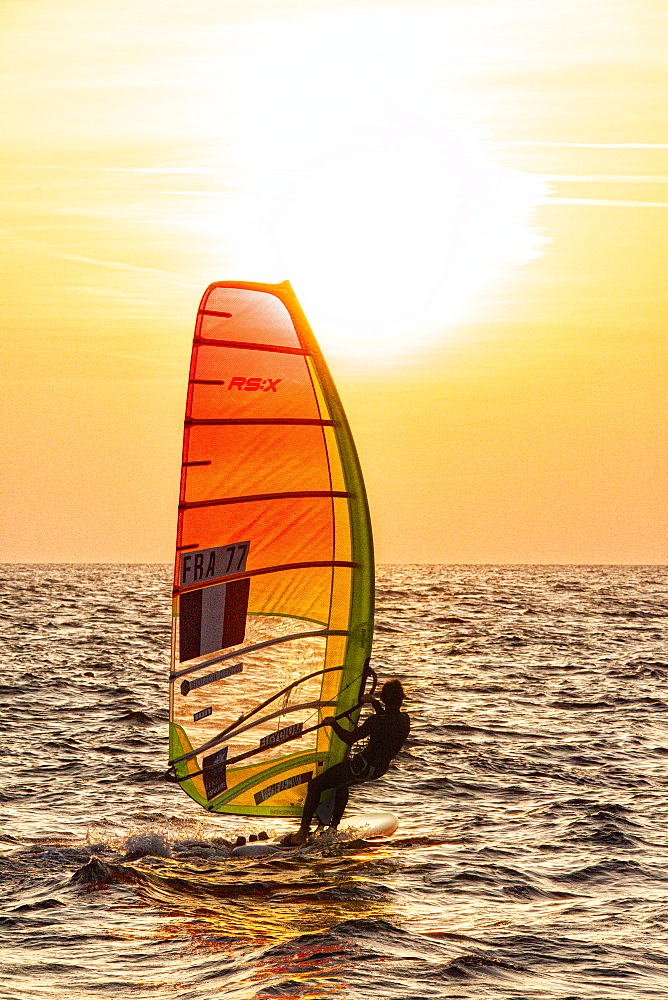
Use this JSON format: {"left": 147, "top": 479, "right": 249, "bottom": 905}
{"left": 254, "top": 770, "right": 313, "bottom": 805}
{"left": 202, "top": 747, "right": 228, "bottom": 801}
{"left": 259, "top": 722, "right": 303, "bottom": 750}
{"left": 228, "top": 377, "right": 281, "bottom": 391}
{"left": 180, "top": 662, "right": 243, "bottom": 696}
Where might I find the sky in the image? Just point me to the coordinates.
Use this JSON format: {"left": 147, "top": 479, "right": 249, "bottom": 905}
{"left": 1, "top": 0, "right": 666, "bottom": 564}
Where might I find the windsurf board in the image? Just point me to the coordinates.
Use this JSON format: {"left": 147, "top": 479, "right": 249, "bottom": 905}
{"left": 231, "top": 811, "right": 398, "bottom": 857}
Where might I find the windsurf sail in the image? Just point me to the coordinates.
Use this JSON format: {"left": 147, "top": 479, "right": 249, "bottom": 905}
{"left": 168, "top": 281, "right": 374, "bottom": 817}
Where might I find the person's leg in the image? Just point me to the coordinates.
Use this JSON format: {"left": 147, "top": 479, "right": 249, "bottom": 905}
{"left": 330, "top": 762, "right": 383, "bottom": 830}
{"left": 298, "top": 773, "right": 328, "bottom": 835}
{"left": 329, "top": 784, "right": 350, "bottom": 829}
{"left": 299, "top": 760, "right": 352, "bottom": 834}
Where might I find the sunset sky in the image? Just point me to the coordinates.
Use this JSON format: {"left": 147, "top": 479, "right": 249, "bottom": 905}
{"left": 2, "top": 0, "right": 666, "bottom": 564}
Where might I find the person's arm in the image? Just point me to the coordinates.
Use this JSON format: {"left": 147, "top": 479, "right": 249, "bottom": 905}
{"left": 323, "top": 714, "right": 374, "bottom": 745}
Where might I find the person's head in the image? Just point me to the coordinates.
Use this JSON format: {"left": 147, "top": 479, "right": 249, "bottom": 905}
{"left": 380, "top": 679, "right": 404, "bottom": 708}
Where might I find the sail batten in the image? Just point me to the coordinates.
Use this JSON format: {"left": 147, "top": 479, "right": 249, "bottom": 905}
{"left": 178, "top": 491, "right": 351, "bottom": 511}
{"left": 193, "top": 336, "right": 310, "bottom": 355}
{"left": 184, "top": 418, "right": 336, "bottom": 427}
{"left": 170, "top": 628, "right": 349, "bottom": 681}
{"left": 169, "top": 280, "right": 374, "bottom": 817}
{"left": 173, "top": 560, "right": 360, "bottom": 596}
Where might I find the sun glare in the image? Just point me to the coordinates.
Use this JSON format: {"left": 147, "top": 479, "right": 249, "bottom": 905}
{"left": 215, "top": 12, "right": 548, "bottom": 358}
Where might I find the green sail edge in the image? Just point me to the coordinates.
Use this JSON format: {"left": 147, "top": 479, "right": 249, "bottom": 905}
{"left": 276, "top": 282, "right": 375, "bottom": 771}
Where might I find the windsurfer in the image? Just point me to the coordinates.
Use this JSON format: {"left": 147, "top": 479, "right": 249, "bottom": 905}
{"left": 281, "top": 679, "right": 410, "bottom": 846}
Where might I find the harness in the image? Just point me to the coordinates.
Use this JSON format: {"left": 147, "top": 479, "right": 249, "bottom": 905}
{"left": 348, "top": 752, "right": 380, "bottom": 781}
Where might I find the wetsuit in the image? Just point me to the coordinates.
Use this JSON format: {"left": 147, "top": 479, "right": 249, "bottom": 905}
{"left": 299, "top": 699, "right": 410, "bottom": 832}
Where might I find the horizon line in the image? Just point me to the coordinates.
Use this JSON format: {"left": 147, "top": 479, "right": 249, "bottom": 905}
{"left": 0, "top": 561, "right": 664, "bottom": 568}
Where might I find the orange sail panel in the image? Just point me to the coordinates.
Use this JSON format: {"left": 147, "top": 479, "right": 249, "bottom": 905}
{"left": 169, "top": 281, "right": 374, "bottom": 816}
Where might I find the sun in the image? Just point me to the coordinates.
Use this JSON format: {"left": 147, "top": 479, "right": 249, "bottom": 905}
{"left": 209, "top": 11, "right": 547, "bottom": 358}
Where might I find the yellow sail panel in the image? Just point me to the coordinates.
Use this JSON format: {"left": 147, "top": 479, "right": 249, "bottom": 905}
{"left": 168, "top": 281, "right": 374, "bottom": 816}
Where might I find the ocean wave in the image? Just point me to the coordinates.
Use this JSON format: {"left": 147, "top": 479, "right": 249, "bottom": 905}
{"left": 1, "top": 564, "right": 668, "bottom": 1000}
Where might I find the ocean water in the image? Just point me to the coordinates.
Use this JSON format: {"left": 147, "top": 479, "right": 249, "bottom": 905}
{"left": 1, "top": 563, "right": 667, "bottom": 1000}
